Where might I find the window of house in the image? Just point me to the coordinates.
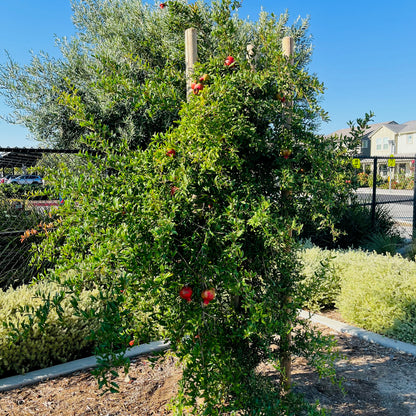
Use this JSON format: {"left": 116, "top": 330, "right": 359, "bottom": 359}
{"left": 383, "top": 137, "right": 389, "bottom": 150}
{"left": 379, "top": 164, "right": 387, "bottom": 176}
{"left": 362, "top": 139, "right": 369, "bottom": 149}
{"left": 376, "top": 138, "right": 382, "bottom": 150}
{"left": 407, "top": 135, "right": 413, "bottom": 145}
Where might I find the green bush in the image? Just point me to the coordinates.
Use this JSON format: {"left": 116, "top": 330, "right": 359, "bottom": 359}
{"left": 335, "top": 250, "right": 416, "bottom": 344}
{"left": 298, "top": 246, "right": 340, "bottom": 311}
{"left": 361, "top": 232, "right": 402, "bottom": 255}
{"left": 356, "top": 172, "right": 369, "bottom": 187}
{"left": 300, "top": 202, "right": 400, "bottom": 251}
{"left": 381, "top": 174, "right": 414, "bottom": 190}
{"left": 300, "top": 247, "right": 416, "bottom": 344}
{"left": 0, "top": 281, "right": 100, "bottom": 377}
{"left": 368, "top": 174, "right": 387, "bottom": 188}
{"left": 0, "top": 184, "right": 44, "bottom": 199}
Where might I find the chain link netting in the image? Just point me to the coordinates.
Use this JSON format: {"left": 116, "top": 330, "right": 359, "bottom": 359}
{"left": 0, "top": 149, "right": 81, "bottom": 289}
{"left": 353, "top": 155, "right": 416, "bottom": 239}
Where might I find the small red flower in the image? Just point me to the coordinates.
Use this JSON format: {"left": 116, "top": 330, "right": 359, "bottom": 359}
{"left": 166, "top": 149, "right": 176, "bottom": 157}
{"left": 170, "top": 186, "right": 178, "bottom": 196}
{"left": 159, "top": 3, "right": 167, "bottom": 9}
{"left": 129, "top": 340, "right": 134, "bottom": 347}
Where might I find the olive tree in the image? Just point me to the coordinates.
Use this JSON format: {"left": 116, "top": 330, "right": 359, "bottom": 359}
{"left": 0, "top": 0, "right": 316, "bottom": 149}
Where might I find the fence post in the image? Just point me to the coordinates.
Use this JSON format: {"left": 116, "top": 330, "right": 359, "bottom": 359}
{"left": 371, "top": 157, "right": 377, "bottom": 229}
{"left": 185, "top": 28, "right": 198, "bottom": 101}
{"left": 412, "top": 155, "right": 416, "bottom": 240}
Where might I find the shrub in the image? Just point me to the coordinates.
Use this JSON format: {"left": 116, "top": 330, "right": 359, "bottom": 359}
{"left": 0, "top": 281, "right": 100, "bottom": 377}
{"left": 403, "top": 239, "right": 416, "bottom": 261}
{"left": 368, "top": 174, "right": 387, "bottom": 188}
{"left": 300, "top": 202, "right": 400, "bottom": 251}
{"left": 356, "top": 172, "right": 369, "bottom": 187}
{"left": 298, "top": 246, "right": 340, "bottom": 311}
{"left": 334, "top": 250, "right": 416, "bottom": 344}
{"left": 17, "top": 1, "right": 370, "bottom": 412}
{"left": 361, "top": 232, "right": 402, "bottom": 255}
{"left": 299, "top": 247, "right": 416, "bottom": 344}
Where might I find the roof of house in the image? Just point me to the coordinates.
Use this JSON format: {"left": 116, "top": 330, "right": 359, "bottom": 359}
{"left": 330, "top": 121, "right": 398, "bottom": 139}
{"left": 330, "top": 120, "right": 416, "bottom": 139}
{"left": 397, "top": 120, "right": 416, "bottom": 134}
{"left": 368, "top": 120, "right": 416, "bottom": 135}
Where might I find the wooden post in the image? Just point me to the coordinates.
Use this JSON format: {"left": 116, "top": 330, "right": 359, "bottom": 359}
{"left": 282, "top": 36, "right": 295, "bottom": 65}
{"left": 185, "top": 28, "right": 198, "bottom": 101}
{"left": 280, "top": 35, "right": 294, "bottom": 393}
{"left": 246, "top": 44, "right": 257, "bottom": 71}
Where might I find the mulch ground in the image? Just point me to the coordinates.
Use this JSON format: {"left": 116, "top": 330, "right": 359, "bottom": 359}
{"left": 0, "top": 322, "right": 415, "bottom": 415}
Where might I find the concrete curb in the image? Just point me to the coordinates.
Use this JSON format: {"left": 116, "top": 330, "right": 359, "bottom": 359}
{"left": 299, "top": 310, "right": 416, "bottom": 356}
{"left": 0, "top": 340, "right": 170, "bottom": 393}
{"left": 2, "top": 312, "right": 416, "bottom": 393}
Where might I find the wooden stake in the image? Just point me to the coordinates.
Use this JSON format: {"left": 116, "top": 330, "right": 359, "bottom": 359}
{"left": 280, "top": 35, "right": 294, "bottom": 393}
{"left": 246, "top": 43, "right": 258, "bottom": 71}
{"left": 185, "top": 28, "right": 198, "bottom": 101}
{"left": 282, "top": 36, "right": 294, "bottom": 65}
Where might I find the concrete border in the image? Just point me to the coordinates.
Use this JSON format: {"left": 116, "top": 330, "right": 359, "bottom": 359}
{"left": 299, "top": 310, "right": 416, "bottom": 356}
{"left": 0, "top": 340, "right": 169, "bottom": 393}
{"left": 2, "top": 313, "right": 416, "bottom": 393}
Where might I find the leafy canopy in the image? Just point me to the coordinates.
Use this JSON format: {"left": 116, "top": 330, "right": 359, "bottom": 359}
{"left": 15, "top": 1, "right": 372, "bottom": 414}
{"left": 0, "top": 0, "right": 315, "bottom": 149}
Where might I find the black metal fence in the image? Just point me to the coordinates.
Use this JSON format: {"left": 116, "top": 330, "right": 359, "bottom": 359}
{"left": 352, "top": 155, "right": 416, "bottom": 240}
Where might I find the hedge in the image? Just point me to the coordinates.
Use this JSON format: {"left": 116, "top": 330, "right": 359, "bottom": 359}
{"left": 0, "top": 281, "right": 99, "bottom": 377}
{"left": 298, "top": 246, "right": 341, "bottom": 311}
{"left": 299, "top": 247, "right": 416, "bottom": 344}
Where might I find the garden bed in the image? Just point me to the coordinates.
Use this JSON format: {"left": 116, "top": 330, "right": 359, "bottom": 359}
{"left": 0, "top": 322, "right": 415, "bottom": 415}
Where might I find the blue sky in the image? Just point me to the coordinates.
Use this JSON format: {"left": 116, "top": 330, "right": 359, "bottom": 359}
{"left": 0, "top": 0, "right": 415, "bottom": 148}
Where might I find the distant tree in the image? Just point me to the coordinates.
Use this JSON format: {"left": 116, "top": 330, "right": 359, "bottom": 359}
{"left": 0, "top": 0, "right": 317, "bottom": 149}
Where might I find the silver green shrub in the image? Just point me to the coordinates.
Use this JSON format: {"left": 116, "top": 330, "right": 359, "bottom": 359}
{"left": 298, "top": 246, "right": 342, "bottom": 312}
{"left": 335, "top": 250, "right": 416, "bottom": 344}
{"left": 0, "top": 282, "right": 99, "bottom": 377}
{"left": 300, "top": 246, "right": 416, "bottom": 344}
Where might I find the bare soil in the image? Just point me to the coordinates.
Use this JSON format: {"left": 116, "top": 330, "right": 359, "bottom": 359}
{"left": 0, "top": 322, "right": 415, "bottom": 416}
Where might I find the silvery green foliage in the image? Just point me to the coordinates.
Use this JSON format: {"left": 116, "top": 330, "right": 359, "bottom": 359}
{"left": 0, "top": 281, "right": 99, "bottom": 377}
{"left": 0, "top": 0, "right": 314, "bottom": 149}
